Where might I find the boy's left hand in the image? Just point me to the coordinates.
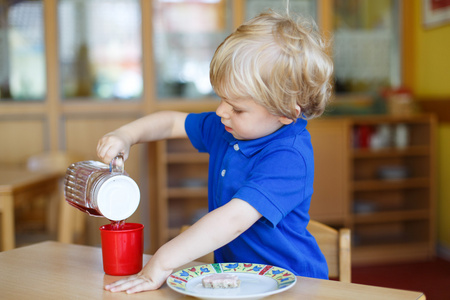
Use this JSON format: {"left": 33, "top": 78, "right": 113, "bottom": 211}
{"left": 104, "top": 263, "right": 172, "bottom": 294}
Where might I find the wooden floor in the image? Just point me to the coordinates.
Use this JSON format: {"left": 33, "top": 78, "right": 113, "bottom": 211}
{"left": 352, "top": 258, "right": 450, "bottom": 300}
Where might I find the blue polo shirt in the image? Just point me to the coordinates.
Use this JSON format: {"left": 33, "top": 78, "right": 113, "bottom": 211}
{"left": 185, "top": 112, "right": 328, "bottom": 279}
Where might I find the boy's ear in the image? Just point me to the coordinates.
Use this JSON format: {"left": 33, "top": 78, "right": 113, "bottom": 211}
{"left": 279, "top": 105, "right": 301, "bottom": 125}
{"left": 280, "top": 116, "right": 294, "bottom": 125}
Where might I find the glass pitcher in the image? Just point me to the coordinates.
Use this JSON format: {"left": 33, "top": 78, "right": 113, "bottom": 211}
{"left": 64, "top": 155, "right": 140, "bottom": 221}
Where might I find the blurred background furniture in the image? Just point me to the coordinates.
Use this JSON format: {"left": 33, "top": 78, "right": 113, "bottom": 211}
{"left": 307, "top": 114, "right": 436, "bottom": 264}
{"left": 0, "top": 167, "right": 59, "bottom": 251}
{"left": 150, "top": 114, "right": 435, "bottom": 264}
{"left": 26, "top": 151, "right": 87, "bottom": 245}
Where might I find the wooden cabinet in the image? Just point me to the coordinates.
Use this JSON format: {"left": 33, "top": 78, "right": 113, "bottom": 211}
{"left": 308, "top": 114, "right": 436, "bottom": 264}
{"left": 308, "top": 118, "right": 351, "bottom": 225}
{"left": 347, "top": 114, "right": 436, "bottom": 264}
{"left": 149, "top": 114, "right": 436, "bottom": 263}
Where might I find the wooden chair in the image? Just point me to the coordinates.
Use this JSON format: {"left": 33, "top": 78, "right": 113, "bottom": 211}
{"left": 307, "top": 219, "right": 351, "bottom": 282}
{"left": 27, "top": 151, "right": 87, "bottom": 244}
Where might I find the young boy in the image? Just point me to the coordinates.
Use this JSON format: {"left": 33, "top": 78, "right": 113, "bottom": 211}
{"left": 98, "top": 11, "right": 333, "bottom": 294}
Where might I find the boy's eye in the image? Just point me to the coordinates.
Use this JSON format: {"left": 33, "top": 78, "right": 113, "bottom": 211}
{"left": 232, "top": 108, "right": 243, "bottom": 114}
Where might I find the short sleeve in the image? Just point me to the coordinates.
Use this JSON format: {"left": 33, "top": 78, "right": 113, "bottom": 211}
{"left": 233, "top": 146, "right": 312, "bottom": 227}
{"left": 185, "top": 112, "right": 223, "bottom": 153}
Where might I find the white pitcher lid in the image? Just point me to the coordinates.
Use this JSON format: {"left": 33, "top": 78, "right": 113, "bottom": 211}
{"left": 96, "top": 175, "right": 140, "bottom": 221}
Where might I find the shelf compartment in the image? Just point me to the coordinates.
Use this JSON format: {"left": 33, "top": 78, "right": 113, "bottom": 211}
{"left": 353, "top": 188, "right": 430, "bottom": 212}
{"left": 352, "top": 242, "right": 434, "bottom": 264}
{"left": 352, "top": 177, "right": 429, "bottom": 191}
{"left": 167, "top": 153, "right": 209, "bottom": 163}
{"left": 352, "top": 219, "right": 430, "bottom": 248}
{"left": 167, "top": 138, "right": 201, "bottom": 154}
{"left": 353, "top": 209, "right": 430, "bottom": 224}
{"left": 168, "top": 187, "right": 208, "bottom": 198}
{"left": 353, "top": 155, "right": 430, "bottom": 182}
{"left": 351, "top": 115, "right": 432, "bottom": 126}
{"left": 351, "top": 117, "right": 432, "bottom": 151}
{"left": 168, "top": 196, "right": 208, "bottom": 230}
{"left": 168, "top": 163, "right": 208, "bottom": 188}
{"left": 352, "top": 145, "right": 430, "bottom": 158}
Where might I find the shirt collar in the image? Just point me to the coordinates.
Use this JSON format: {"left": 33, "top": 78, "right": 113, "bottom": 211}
{"left": 223, "top": 118, "right": 308, "bottom": 157}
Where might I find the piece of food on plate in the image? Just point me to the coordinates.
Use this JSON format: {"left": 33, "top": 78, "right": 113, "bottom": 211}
{"left": 202, "top": 273, "right": 241, "bottom": 288}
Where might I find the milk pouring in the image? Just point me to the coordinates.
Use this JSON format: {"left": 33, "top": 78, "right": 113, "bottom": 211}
{"left": 64, "top": 155, "right": 140, "bottom": 221}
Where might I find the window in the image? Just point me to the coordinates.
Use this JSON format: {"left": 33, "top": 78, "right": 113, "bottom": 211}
{"left": 333, "top": 0, "right": 400, "bottom": 94}
{"left": 153, "top": 0, "right": 233, "bottom": 100}
{"left": 0, "top": 0, "right": 45, "bottom": 101}
{"left": 245, "top": 0, "right": 316, "bottom": 21}
{"left": 58, "top": 0, "right": 142, "bottom": 100}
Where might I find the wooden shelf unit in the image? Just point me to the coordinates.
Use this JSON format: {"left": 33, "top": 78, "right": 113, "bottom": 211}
{"left": 308, "top": 114, "right": 436, "bottom": 264}
{"left": 149, "top": 138, "right": 209, "bottom": 252}
{"left": 348, "top": 114, "right": 437, "bottom": 264}
{"left": 149, "top": 114, "right": 436, "bottom": 263}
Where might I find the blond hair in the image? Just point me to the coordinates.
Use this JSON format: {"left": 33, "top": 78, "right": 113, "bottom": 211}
{"left": 210, "top": 11, "right": 333, "bottom": 120}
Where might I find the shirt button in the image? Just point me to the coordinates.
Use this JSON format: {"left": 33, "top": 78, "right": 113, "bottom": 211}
{"left": 221, "top": 169, "right": 226, "bottom": 177}
{"left": 233, "top": 144, "right": 239, "bottom": 151}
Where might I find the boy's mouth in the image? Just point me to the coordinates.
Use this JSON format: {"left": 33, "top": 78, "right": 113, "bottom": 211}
{"left": 224, "top": 125, "right": 232, "bottom": 132}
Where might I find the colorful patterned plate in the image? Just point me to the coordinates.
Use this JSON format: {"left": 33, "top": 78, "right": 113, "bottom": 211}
{"left": 166, "top": 262, "right": 296, "bottom": 300}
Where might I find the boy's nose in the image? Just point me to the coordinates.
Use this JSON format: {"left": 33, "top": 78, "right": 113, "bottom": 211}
{"left": 216, "top": 101, "right": 229, "bottom": 119}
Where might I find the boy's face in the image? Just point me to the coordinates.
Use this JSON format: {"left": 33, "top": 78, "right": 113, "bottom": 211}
{"left": 216, "top": 97, "right": 293, "bottom": 140}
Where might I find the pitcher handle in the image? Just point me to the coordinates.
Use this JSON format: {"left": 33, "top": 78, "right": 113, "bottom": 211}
{"left": 110, "top": 154, "right": 125, "bottom": 174}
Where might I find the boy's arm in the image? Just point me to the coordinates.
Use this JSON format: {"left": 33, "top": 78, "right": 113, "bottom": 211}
{"left": 105, "top": 198, "right": 262, "bottom": 294}
{"left": 97, "top": 111, "right": 188, "bottom": 164}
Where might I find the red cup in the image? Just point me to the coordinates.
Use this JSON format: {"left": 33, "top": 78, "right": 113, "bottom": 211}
{"left": 99, "top": 223, "right": 144, "bottom": 276}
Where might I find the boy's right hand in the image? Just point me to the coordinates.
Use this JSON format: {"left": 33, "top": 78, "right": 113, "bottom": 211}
{"left": 96, "top": 130, "right": 132, "bottom": 165}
